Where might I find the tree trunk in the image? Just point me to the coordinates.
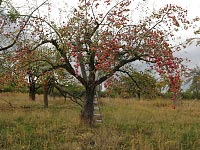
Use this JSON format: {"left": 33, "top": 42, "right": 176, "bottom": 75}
{"left": 137, "top": 92, "right": 141, "bottom": 100}
{"left": 80, "top": 85, "right": 95, "bottom": 127}
{"left": 43, "top": 82, "right": 48, "bottom": 108}
{"left": 29, "top": 82, "right": 36, "bottom": 101}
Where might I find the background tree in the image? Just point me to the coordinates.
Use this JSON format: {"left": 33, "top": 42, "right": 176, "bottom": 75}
{"left": 107, "top": 69, "right": 158, "bottom": 99}
{"left": 13, "top": 43, "right": 85, "bottom": 106}
{"left": 184, "top": 66, "right": 200, "bottom": 99}
{"left": 14, "top": 0, "right": 190, "bottom": 126}
{"left": 0, "top": 0, "right": 49, "bottom": 93}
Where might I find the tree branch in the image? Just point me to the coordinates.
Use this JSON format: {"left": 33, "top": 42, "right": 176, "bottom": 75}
{"left": 0, "top": 0, "right": 48, "bottom": 51}
{"left": 118, "top": 69, "right": 142, "bottom": 90}
{"left": 52, "top": 79, "right": 84, "bottom": 107}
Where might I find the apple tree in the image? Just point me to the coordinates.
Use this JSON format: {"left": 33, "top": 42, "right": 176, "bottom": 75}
{"left": 15, "top": 0, "right": 190, "bottom": 126}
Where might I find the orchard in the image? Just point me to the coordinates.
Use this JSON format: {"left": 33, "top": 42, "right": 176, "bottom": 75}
{"left": 1, "top": 0, "right": 192, "bottom": 126}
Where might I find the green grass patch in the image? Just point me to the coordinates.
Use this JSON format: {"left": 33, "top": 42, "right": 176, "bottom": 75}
{"left": 0, "top": 93, "right": 200, "bottom": 149}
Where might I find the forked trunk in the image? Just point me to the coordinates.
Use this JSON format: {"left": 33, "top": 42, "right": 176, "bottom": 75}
{"left": 80, "top": 85, "right": 95, "bottom": 127}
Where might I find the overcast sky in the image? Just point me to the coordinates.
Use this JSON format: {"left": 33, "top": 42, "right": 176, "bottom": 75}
{"left": 11, "top": 0, "right": 200, "bottom": 68}
{"left": 144, "top": 0, "right": 200, "bottom": 68}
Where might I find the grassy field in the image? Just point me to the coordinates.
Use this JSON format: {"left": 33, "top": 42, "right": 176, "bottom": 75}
{"left": 0, "top": 93, "right": 200, "bottom": 150}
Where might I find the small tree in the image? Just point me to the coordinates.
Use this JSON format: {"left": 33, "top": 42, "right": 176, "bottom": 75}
{"left": 107, "top": 70, "right": 158, "bottom": 99}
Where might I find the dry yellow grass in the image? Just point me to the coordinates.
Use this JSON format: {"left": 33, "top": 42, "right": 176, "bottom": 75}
{"left": 0, "top": 93, "right": 200, "bottom": 149}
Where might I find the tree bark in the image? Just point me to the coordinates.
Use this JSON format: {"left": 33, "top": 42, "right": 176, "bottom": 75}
{"left": 43, "top": 81, "right": 48, "bottom": 108}
{"left": 80, "top": 85, "right": 95, "bottom": 127}
{"left": 29, "top": 82, "right": 36, "bottom": 101}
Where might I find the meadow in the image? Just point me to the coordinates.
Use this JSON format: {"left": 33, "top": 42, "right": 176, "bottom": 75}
{"left": 0, "top": 93, "right": 200, "bottom": 150}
